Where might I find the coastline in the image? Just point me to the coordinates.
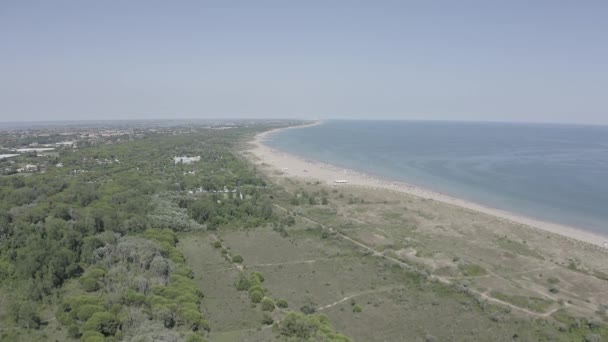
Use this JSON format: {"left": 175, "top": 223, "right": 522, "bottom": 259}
{"left": 250, "top": 121, "right": 608, "bottom": 248}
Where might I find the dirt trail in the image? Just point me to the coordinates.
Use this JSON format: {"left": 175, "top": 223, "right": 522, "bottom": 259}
{"left": 317, "top": 285, "right": 404, "bottom": 311}
{"left": 252, "top": 259, "right": 321, "bottom": 267}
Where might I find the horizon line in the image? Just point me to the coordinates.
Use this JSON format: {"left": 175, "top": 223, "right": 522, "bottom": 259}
{"left": 0, "top": 117, "right": 606, "bottom": 127}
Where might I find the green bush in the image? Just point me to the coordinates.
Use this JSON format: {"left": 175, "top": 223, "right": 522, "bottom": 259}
{"left": 79, "top": 276, "right": 99, "bottom": 292}
{"left": 250, "top": 271, "right": 264, "bottom": 283}
{"left": 352, "top": 304, "right": 362, "bottom": 313}
{"left": 87, "top": 267, "right": 107, "bottom": 279}
{"left": 279, "top": 312, "right": 351, "bottom": 341}
{"left": 67, "top": 324, "right": 81, "bottom": 338}
{"left": 300, "top": 304, "right": 316, "bottom": 315}
{"left": 262, "top": 312, "right": 274, "bottom": 325}
{"left": 213, "top": 241, "right": 222, "bottom": 248}
{"left": 180, "top": 308, "right": 205, "bottom": 331}
{"left": 235, "top": 274, "right": 250, "bottom": 291}
{"left": 82, "top": 311, "right": 118, "bottom": 336}
{"left": 11, "top": 302, "right": 41, "bottom": 329}
{"left": 81, "top": 331, "right": 105, "bottom": 342}
{"left": 231, "top": 255, "right": 243, "bottom": 263}
{"left": 276, "top": 299, "right": 288, "bottom": 308}
{"left": 248, "top": 285, "right": 264, "bottom": 295}
{"left": 124, "top": 289, "right": 146, "bottom": 306}
{"left": 261, "top": 297, "right": 275, "bottom": 312}
{"left": 173, "top": 266, "right": 194, "bottom": 278}
{"left": 250, "top": 290, "right": 264, "bottom": 303}
{"left": 76, "top": 304, "right": 105, "bottom": 321}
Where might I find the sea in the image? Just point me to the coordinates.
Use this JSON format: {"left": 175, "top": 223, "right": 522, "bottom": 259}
{"left": 265, "top": 120, "right": 608, "bottom": 235}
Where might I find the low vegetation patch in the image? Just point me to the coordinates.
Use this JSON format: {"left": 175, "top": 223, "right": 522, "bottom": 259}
{"left": 277, "top": 312, "right": 352, "bottom": 341}
{"left": 458, "top": 263, "right": 487, "bottom": 277}
{"left": 496, "top": 236, "right": 544, "bottom": 260}
{"left": 490, "top": 291, "right": 553, "bottom": 313}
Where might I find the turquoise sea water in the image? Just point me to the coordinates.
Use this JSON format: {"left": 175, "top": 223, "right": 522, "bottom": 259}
{"left": 266, "top": 120, "right": 608, "bottom": 234}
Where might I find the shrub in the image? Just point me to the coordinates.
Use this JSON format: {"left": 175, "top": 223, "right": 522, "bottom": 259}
{"left": 235, "top": 274, "right": 250, "bottom": 291}
{"left": 150, "top": 255, "right": 170, "bottom": 277}
{"left": 248, "top": 285, "right": 264, "bottom": 296}
{"left": 180, "top": 308, "right": 204, "bottom": 331}
{"left": 87, "top": 267, "right": 107, "bottom": 279}
{"left": 231, "top": 255, "right": 243, "bottom": 263}
{"left": 584, "top": 334, "right": 601, "bottom": 342}
{"left": 82, "top": 311, "right": 118, "bottom": 336}
{"left": 79, "top": 276, "right": 99, "bottom": 292}
{"left": 300, "top": 304, "right": 316, "bottom": 315}
{"left": 250, "top": 271, "right": 264, "bottom": 283}
{"left": 81, "top": 330, "right": 105, "bottom": 342}
{"left": 250, "top": 290, "right": 264, "bottom": 303}
{"left": 124, "top": 289, "right": 146, "bottom": 306}
{"left": 173, "top": 266, "right": 194, "bottom": 278}
{"left": 276, "top": 299, "right": 288, "bottom": 309}
{"left": 279, "top": 312, "right": 318, "bottom": 338}
{"left": 11, "top": 302, "right": 41, "bottom": 329}
{"left": 76, "top": 304, "right": 105, "bottom": 321}
{"left": 67, "top": 324, "right": 81, "bottom": 338}
{"left": 261, "top": 297, "right": 275, "bottom": 312}
{"left": 352, "top": 304, "right": 362, "bottom": 313}
{"left": 261, "top": 312, "right": 274, "bottom": 325}
{"left": 213, "top": 241, "right": 222, "bottom": 248}
{"left": 279, "top": 312, "right": 351, "bottom": 341}
{"left": 199, "top": 319, "right": 210, "bottom": 332}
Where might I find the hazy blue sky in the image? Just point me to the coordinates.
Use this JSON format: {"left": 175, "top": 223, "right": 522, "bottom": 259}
{"left": 1, "top": 1, "right": 607, "bottom": 124}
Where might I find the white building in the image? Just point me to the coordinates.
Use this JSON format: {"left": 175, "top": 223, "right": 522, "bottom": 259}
{"left": 174, "top": 156, "right": 201, "bottom": 164}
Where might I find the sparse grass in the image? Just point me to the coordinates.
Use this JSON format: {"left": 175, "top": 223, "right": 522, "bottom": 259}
{"left": 490, "top": 291, "right": 553, "bottom": 313}
{"left": 496, "top": 236, "right": 544, "bottom": 260}
{"left": 183, "top": 173, "right": 608, "bottom": 341}
{"left": 458, "top": 263, "right": 487, "bottom": 277}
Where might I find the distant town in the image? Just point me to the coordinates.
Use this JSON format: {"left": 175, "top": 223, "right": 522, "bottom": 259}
{"left": 0, "top": 119, "right": 293, "bottom": 176}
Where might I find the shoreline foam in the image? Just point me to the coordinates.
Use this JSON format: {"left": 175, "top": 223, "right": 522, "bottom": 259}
{"left": 249, "top": 121, "right": 608, "bottom": 247}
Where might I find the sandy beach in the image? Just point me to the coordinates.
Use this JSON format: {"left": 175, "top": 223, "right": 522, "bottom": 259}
{"left": 249, "top": 121, "right": 608, "bottom": 248}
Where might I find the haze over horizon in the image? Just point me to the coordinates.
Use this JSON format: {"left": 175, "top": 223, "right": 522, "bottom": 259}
{"left": 1, "top": 1, "right": 607, "bottom": 124}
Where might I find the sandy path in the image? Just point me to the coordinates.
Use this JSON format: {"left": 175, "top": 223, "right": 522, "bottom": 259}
{"left": 249, "top": 122, "right": 608, "bottom": 248}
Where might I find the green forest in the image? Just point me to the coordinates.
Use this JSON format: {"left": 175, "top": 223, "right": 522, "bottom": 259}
{"left": 0, "top": 124, "right": 342, "bottom": 341}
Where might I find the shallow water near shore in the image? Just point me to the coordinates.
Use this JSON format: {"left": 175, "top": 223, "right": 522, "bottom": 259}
{"left": 266, "top": 120, "right": 608, "bottom": 235}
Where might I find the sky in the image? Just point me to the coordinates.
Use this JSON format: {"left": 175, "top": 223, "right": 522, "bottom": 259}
{"left": 0, "top": 1, "right": 607, "bottom": 124}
